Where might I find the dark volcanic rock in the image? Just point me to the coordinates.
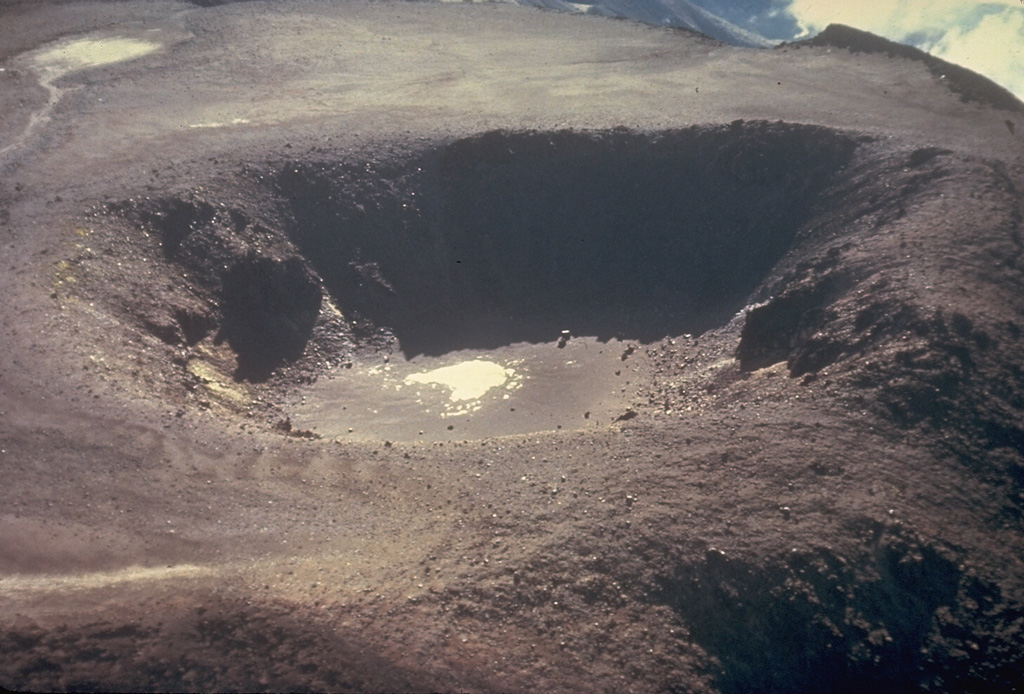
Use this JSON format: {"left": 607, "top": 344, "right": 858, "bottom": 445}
{"left": 220, "top": 253, "right": 322, "bottom": 381}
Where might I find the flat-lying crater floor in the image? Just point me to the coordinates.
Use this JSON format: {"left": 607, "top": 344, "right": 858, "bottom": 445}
{"left": 290, "top": 336, "right": 642, "bottom": 441}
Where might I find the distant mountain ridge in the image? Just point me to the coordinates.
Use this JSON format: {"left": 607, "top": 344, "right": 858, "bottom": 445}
{"left": 510, "top": 0, "right": 774, "bottom": 47}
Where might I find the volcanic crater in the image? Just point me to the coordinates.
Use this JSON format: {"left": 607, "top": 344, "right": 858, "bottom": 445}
{"left": 94, "top": 122, "right": 866, "bottom": 441}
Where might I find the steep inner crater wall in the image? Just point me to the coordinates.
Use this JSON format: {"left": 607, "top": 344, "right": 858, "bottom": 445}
{"left": 274, "top": 123, "right": 859, "bottom": 358}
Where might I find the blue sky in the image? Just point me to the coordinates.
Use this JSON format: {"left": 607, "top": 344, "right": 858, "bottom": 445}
{"left": 697, "top": 0, "right": 1024, "bottom": 101}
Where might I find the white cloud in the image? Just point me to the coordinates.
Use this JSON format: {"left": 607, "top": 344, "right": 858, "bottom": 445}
{"left": 784, "top": 0, "right": 1018, "bottom": 38}
{"left": 781, "top": 0, "right": 1024, "bottom": 100}
{"left": 926, "top": 11, "right": 1024, "bottom": 102}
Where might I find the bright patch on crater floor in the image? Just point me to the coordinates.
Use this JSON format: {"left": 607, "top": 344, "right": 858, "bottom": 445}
{"left": 404, "top": 359, "right": 518, "bottom": 405}
{"left": 290, "top": 338, "right": 640, "bottom": 441}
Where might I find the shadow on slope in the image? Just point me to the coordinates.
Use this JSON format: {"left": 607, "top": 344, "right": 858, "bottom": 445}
{"left": 276, "top": 122, "right": 858, "bottom": 358}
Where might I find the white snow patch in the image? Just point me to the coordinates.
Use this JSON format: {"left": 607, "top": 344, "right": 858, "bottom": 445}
{"left": 34, "top": 38, "right": 160, "bottom": 73}
{"left": 405, "top": 359, "right": 517, "bottom": 402}
{"left": 188, "top": 118, "right": 251, "bottom": 129}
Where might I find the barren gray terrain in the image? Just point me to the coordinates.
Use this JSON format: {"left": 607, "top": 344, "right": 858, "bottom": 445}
{"left": 1, "top": 1, "right": 1023, "bottom": 692}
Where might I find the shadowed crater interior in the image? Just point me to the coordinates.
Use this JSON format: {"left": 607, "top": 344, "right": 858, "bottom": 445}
{"left": 220, "top": 253, "right": 322, "bottom": 379}
{"left": 274, "top": 122, "right": 859, "bottom": 357}
{"left": 126, "top": 122, "right": 862, "bottom": 379}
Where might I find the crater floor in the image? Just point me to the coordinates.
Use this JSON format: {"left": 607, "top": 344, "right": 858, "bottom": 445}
{"left": 290, "top": 337, "right": 643, "bottom": 442}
